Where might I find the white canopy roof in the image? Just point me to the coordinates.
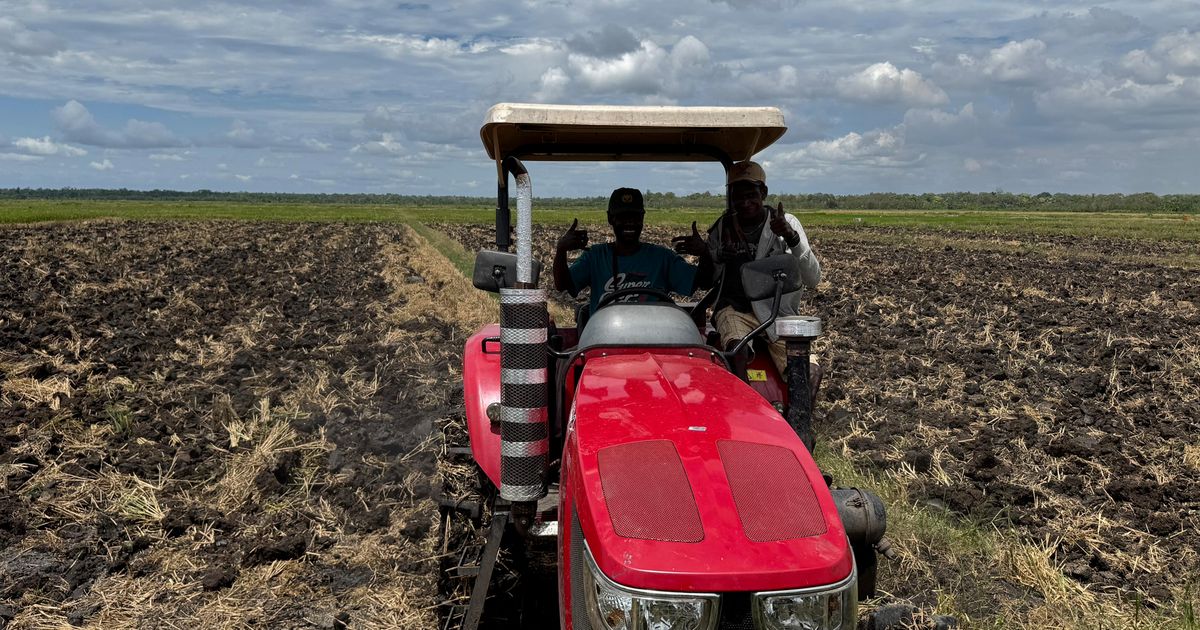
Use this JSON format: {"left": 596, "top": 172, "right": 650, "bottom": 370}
{"left": 480, "top": 103, "right": 786, "bottom": 164}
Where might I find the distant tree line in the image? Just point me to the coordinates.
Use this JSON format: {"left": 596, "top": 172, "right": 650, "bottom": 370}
{"left": 641, "top": 190, "right": 1200, "bottom": 213}
{"left": 1, "top": 188, "right": 1197, "bottom": 213}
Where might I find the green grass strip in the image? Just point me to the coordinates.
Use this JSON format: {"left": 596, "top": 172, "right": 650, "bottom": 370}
{"left": 408, "top": 223, "right": 476, "bottom": 280}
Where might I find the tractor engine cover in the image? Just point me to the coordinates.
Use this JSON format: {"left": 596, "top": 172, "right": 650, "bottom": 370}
{"left": 562, "top": 351, "right": 854, "bottom": 594}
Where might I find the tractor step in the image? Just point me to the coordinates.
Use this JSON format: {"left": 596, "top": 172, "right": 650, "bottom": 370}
{"left": 530, "top": 520, "right": 558, "bottom": 537}
{"left": 449, "top": 564, "right": 481, "bottom": 578}
{"left": 531, "top": 484, "right": 559, "bottom": 537}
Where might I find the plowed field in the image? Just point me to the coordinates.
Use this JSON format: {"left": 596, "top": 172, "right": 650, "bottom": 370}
{"left": 3, "top": 218, "right": 1197, "bottom": 629}
{"left": 0, "top": 221, "right": 487, "bottom": 628}
{"left": 440, "top": 221, "right": 1200, "bottom": 623}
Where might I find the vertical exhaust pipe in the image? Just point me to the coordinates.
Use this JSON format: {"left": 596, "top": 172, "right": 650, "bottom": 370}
{"left": 498, "top": 158, "right": 549, "bottom": 513}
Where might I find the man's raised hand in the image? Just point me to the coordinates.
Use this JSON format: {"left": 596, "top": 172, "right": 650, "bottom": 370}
{"left": 769, "top": 202, "right": 790, "bottom": 236}
{"left": 672, "top": 221, "right": 707, "bottom": 256}
{"left": 557, "top": 218, "right": 589, "bottom": 252}
{"left": 769, "top": 202, "right": 801, "bottom": 247}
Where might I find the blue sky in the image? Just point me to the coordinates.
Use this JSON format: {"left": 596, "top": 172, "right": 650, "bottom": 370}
{"left": 1, "top": 1, "right": 1199, "bottom": 195}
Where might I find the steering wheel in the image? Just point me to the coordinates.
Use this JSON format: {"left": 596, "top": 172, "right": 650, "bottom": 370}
{"left": 595, "top": 287, "right": 676, "bottom": 310}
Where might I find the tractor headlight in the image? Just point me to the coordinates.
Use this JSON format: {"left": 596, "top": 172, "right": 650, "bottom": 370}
{"left": 581, "top": 544, "right": 719, "bottom": 630}
{"left": 752, "top": 569, "right": 857, "bottom": 630}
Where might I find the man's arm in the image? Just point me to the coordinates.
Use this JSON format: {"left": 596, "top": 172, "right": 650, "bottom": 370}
{"left": 784, "top": 212, "right": 820, "bottom": 288}
{"left": 769, "top": 202, "right": 820, "bottom": 288}
{"left": 672, "top": 221, "right": 715, "bottom": 289}
{"left": 554, "top": 218, "right": 588, "bottom": 292}
{"left": 553, "top": 247, "right": 572, "bottom": 292}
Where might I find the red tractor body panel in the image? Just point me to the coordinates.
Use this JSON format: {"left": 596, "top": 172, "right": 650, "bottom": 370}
{"left": 565, "top": 351, "right": 852, "bottom": 593}
{"left": 463, "top": 325, "right": 503, "bottom": 487}
{"left": 745, "top": 343, "right": 787, "bottom": 407}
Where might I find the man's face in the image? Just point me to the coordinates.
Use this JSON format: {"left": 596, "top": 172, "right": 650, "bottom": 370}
{"left": 608, "top": 211, "right": 644, "bottom": 245}
{"left": 729, "top": 181, "right": 765, "bottom": 221}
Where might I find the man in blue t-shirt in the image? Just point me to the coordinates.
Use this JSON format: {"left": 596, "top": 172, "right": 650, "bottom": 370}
{"left": 553, "top": 187, "right": 703, "bottom": 316}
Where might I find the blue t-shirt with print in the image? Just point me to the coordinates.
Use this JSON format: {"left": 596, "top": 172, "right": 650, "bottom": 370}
{"left": 568, "top": 243, "right": 697, "bottom": 315}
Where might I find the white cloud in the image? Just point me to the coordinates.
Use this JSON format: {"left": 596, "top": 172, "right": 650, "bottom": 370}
{"left": 1035, "top": 76, "right": 1200, "bottom": 118}
{"left": 904, "top": 103, "right": 978, "bottom": 129}
{"left": 344, "top": 33, "right": 469, "bottom": 59}
{"left": 772, "top": 126, "right": 922, "bottom": 173}
{"left": 351, "top": 133, "right": 405, "bottom": 155}
{"left": 912, "top": 38, "right": 938, "bottom": 57}
{"left": 4, "top": 1, "right": 1200, "bottom": 194}
{"left": 736, "top": 65, "right": 801, "bottom": 97}
{"left": 122, "top": 119, "right": 180, "bottom": 147}
{"left": 835, "top": 62, "right": 948, "bottom": 106}
{"left": 901, "top": 103, "right": 988, "bottom": 146}
{"left": 0, "top": 17, "right": 66, "bottom": 57}
{"left": 357, "top": 105, "right": 476, "bottom": 146}
{"left": 708, "top": 0, "right": 801, "bottom": 8}
{"left": 1154, "top": 30, "right": 1200, "bottom": 74}
{"left": 1060, "top": 7, "right": 1142, "bottom": 36}
{"left": 945, "top": 39, "right": 1058, "bottom": 86}
{"left": 1116, "top": 49, "right": 1168, "bottom": 84}
{"left": 53, "top": 100, "right": 184, "bottom": 148}
{"left": 226, "top": 120, "right": 259, "bottom": 147}
{"left": 981, "top": 39, "right": 1053, "bottom": 83}
{"left": 535, "top": 67, "right": 570, "bottom": 100}
{"left": 802, "top": 130, "right": 904, "bottom": 163}
{"left": 363, "top": 105, "right": 396, "bottom": 131}
{"left": 12, "top": 136, "right": 87, "bottom": 157}
{"left": 303, "top": 138, "right": 331, "bottom": 151}
{"left": 570, "top": 41, "right": 671, "bottom": 93}
{"left": 234, "top": 174, "right": 252, "bottom": 182}
{"left": 90, "top": 159, "right": 114, "bottom": 171}
{"left": 537, "top": 34, "right": 718, "bottom": 99}
{"left": 499, "top": 39, "right": 558, "bottom": 56}
{"left": 964, "top": 158, "right": 982, "bottom": 172}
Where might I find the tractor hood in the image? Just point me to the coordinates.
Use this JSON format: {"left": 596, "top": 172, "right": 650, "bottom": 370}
{"left": 568, "top": 352, "right": 853, "bottom": 593}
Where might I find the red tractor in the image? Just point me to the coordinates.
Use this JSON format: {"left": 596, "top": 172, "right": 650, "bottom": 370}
{"left": 443, "top": 104, "right": 906, "bottom": 630}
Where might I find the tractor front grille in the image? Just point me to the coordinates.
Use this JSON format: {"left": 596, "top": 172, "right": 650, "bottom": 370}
{"left": 717, "top": 592, "right": 756, "bottom": 629}
{"left": 570, "top": 504, "right": 592, "bottom": 630}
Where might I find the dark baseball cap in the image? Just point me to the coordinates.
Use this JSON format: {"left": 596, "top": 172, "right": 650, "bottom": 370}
{"left": 607, "top": 187, "right": 644, "bottom": 215}
{"left": 727, "top": 160, "right": 766, "bottom": 186}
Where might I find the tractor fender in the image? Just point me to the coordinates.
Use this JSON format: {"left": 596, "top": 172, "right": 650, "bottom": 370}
{"left": 463, "top": 324, "right": 503, "bottom": 487}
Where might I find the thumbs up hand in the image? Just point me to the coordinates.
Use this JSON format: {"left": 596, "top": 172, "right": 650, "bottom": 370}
{"left": 557, "top": 218, "right": 589, "bottom": 253}
{"left": 769, "top": 202, "right": 789, "bottom": 235}
{"left": 672, "top": 221, "right": 708, "bottom": 256}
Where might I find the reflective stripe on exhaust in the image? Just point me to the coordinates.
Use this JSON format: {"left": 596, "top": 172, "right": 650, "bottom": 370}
{"left": 501, "top": 368, "right": 548, "bottom": 385}
{"left": 501, "top": 439, "right": 550, "bottom": 458}
{"left": 501, "top": 406, "right": 548, "bottom": 424}
{"left": 501, "top": 327, "right": 548, "bottom": 344}
{"left": 500, "top": 483, "right": 543, "bottom": 502}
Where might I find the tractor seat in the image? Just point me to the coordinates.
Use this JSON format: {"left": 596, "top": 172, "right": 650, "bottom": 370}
{"left": 576, "top": 303, "right": 703, "bottom": 350}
